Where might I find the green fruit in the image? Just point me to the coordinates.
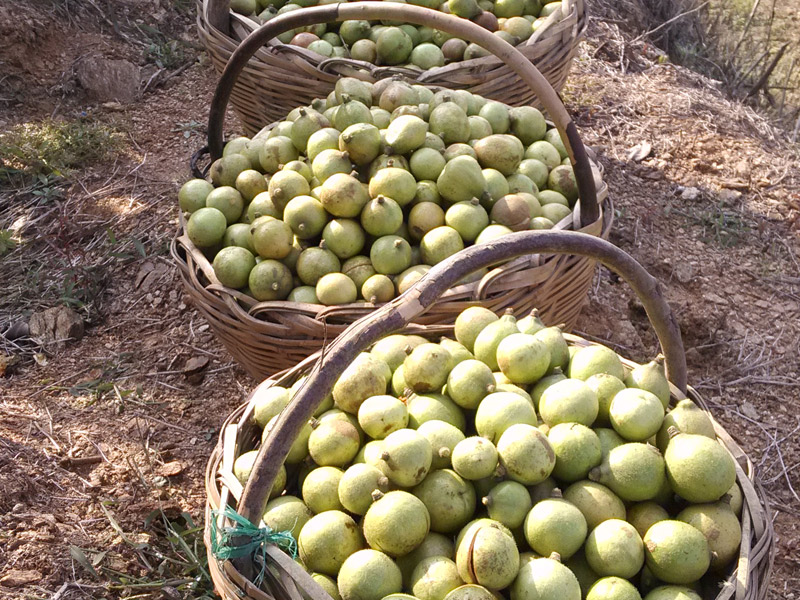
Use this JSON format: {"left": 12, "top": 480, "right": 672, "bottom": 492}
{"left": 210, "top": 153, "right": 252, "bottom": 187}
{"left": 517, "top": 159, "right": 549, "bottom": 190}
{"left": 334, "top": 96, "right": 374, "bottom": 131}
{"left": 340, "top": 20, "right": 372, "bottom": 45}
{"left": 288, "top": 285, "right": 319, "bottom": 303}
{"left": 283, "top": 195, "right": 327, "bottom": 239}
{"left": 361, "top": 196, "right": 404, "bottom": 237}
{"left": 335, "top": 77, "right": 372, "bottom": 106}
{"left": 322, "top": 218, "right": 366, "bottom": 259}
{"left": 493, "top": 0, "right": 524, "bottom": 17}
{"left": 380, "top": 428, "right": 433, "bottom": 487}
{"left": 222, "top": 136, "right": 250, "bottom": 156}
{"left": 333, "top": 352, "right": 389, "bottom": 414}
{"left": 569, "top": 345, "right": 625, "bottom": 381}
{"left": 420, "top": 226, "right": 464, "bottom": 265}
{"left": 677, "top": 502, "right": 741, "bottom": 571}
{"left": 525, "top": 140, "right": 561, "bottom": 170}
{"left": 444, "top": 199, "right": 489, "bottom": 242}
{"left": 589, "top": 443, "right": 666, "bottom": 502}
{"left": 532, "top": 327, "right": 570, "bottom": 374}
{"left": 506, "top": 173, "right": 536, "bottom": 195}
{"left": 444, "top": 142, "right": 477, "bottom": 161}
{"left": 358, "top": 394, "right": 409, "bottom": 439}
{"left": 317, "top": 272, "right": 358, "bottom": 305}
{"left": 524, "top": 498, "right": 588, "bottom": 560}
{"left": 269, "top": 169, "right": 311, "bottom": 211}
{"left": 263, "top": 496, "right": 313, "bottom": 538}
{"left": 563, "top": 481, "right": 626, "bottom": 530}
{"left": 479, "top": 102, "right": 510, "bottom": 134}
{"left": 362, "top": 274, "right": 395, "bottom": 302}
{"left": 548, "top": 165, "right": 579, "bottom": 204}
{"left": 539, "top": 379, "right": 599, "bottom": 427}
{"left": 468, "top": 116, "right": 493, "bottom": 140}
{"left": 290, "top": 108, "right": 331, "bottom": 153}
{"left": 307, "top": 128, "right": 342, "bottom": 163}
{"left": 283, "top": 159, "right": 313, "bottom": 181}
{"left": 298, "top": 511, "right": 364, "bottom": 576}
{"left": 385, "top": 114, "right": 428, "bottom": 155}
{"left": 403, "top": 343, "right": 452, "bottom": 393}
{"left": 312, "top": 149, "right": 353, "bottom": 183}
{"left": 410, "top": 147, "right": 447, "bottom": 182}
{"left": 495, "top": 333, "right": 550, "bottom": 385}
{"left": 369, "top": 168, "right": 417, "bottom": 208}
{"left": 626, "top": 358, "right": 671, "bottom": 409}
{"left": 548, "top": 423, "right": 602, "bottom": 482}
{"left": 179, "top": 178, "right": 214, "bottom": 212}
{"left": 482, "top": 480, "right": 532, "bottom": 529}
{"left": 252, "top": 385, "right": 290, "bottom": 427}
{"left": 511, "top": 555, "right": 581, "bottom": 600}
{"left": 321, "top": 173, "right": 370, "bottom": 217}
{"left": 339, "top": 123, "right": 382, "bottom": 166}
{"left": 643, "top": 521, "right": 710, "bottom": 584}
{"left": 303, "top": 466, "right": 346, "bottom": 513}
{"left": 429, "top": 101, "right": 471, "bottom": 145}
{"left": 246, "top": 192, "right": 281, "bottom": 222}
{"left": 508, "top": 106, "right": 546, "bottom": 145}
{"left": 213, "top": 246, "right": 256, "bottom": 289}
{"left": 364, "top": 490, "right": 431, "bottom": 555}
{"left": 417, "top": 420, "right": 465, "bottom": 470}
{"left": 338, "top": 550, "right": 402, "bottom": 600}
{"left": 260, "top": 135, "right": 300, "bottom": 174}
{"left": 251, "top": 216, "right": 293, "bottom": 259}
{"left": 413, "top": 469, "right": 476, "bottom": 533}
{"left": 371, "top": 235, "right": 412, "bottom": 275}
{"left": 497, "top": 424, "right": 555, "bottom": 485}
{"left": 475, "top": 391, "right": 537, "bottom": 443}
{"left": 643, "top": 587, "right": 701, "bottom": 600}
{"left": 584, "top": 519, "right": 644, "bottom": 578}
{"left": 379, "top": 81, "right": 418, "bottom": 113}
{"left": 343, "top": 255, "right": 376, "bottom": 290}
{"left": 451, "top": 436, "right": 498, "bottom": 480}
{"left": 377, "top": 27, "right": 413, "bottom": 65}
{"left": 609, "top": 389, "right": 665, "bottom": 442}
{"left": 474, "top": 134, "right": 524, "bottom": 175}
{"left": 586, "top": 577, "right": 642, "bottom": 600}
{"left": 187, "top": 207, "right": 227, "bottom": 248}
{"left": 482, "top": 168, "right": 510, "bottom": 206}
{"left": 473, "top": 313, "right": 519, "bottom": 371}
{"left": 309, "top": 419, "right": 361, "bottom": 466}
{"left": 627, "top": 502, "right": 670, "bottom": 538}
{"left": 456, "top": 522, "right": 520, "bottom": 590}
{"left": 530, "top": 216, "right": 555, "bottom": 230}
{"left": 408, "top": 202, "right": 445, "bottom": 242}
{"left": 586, "top": 374, "right": 627, "bottom": 425}
{"left": 447, "top": 359, "right": 495, "bottom": 410}
{"left": 397, "top": 533, "right": 456, "bottom": 588}
{"left": 544, "top": 128, "right": 568, "bottom": 158}
{"left": 449, "top": 0, "right": 481, "bottom": 18}
{"left": 664, "top": 432, "right": 736, "bottom": 503}
{"left": 454, "top": 307, "right": 498, "bottom": 353}
{"left": 540, "top": 202, "right": 571, "bottom": 223}
{"left": 411, "top": 556, "right": 463, "bottom": 600}
{"left": 656, "top": 399, "right": 715, "bottom": 452}
{"left": 407, "top": 393, "right": 465, "bottom": 430}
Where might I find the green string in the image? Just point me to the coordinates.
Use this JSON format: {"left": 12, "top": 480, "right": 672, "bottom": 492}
{"left": 210, "top": 506, "right": 298, "bottom": 588}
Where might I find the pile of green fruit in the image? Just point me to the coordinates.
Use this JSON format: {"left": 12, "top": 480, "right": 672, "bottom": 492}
{"left": 228, "top": 0, "right": 565, "bottom": 65}
{"left": 179, "top": 78, "right": 597, "bottom": 305}
{"left": 231, "top": 306, "right": 744, "bottom": 600}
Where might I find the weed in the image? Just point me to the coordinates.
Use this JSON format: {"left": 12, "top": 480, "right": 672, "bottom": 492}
{"left": 672, "top": 202, "right": 750, "bottom": 247}
{"left": 0, "top": 230, "right": 16, "bottom": 257}
{"left": 0, "top": 118, "right": 122, "bottom": 181}
{"left": 138, "top": 23, "right": 188, "bottom": 70}
{"left": 173, "top": 120, "right": 205, "bottom": 139}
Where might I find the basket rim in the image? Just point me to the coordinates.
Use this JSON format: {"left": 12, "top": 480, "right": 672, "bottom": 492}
{"left": 201, "top": 0, "right": 587, "bottom": 79}
{"left": 204, "top": 331, "right": 776, "bottom": 600}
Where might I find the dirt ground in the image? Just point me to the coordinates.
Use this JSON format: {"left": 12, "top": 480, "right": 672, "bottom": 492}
{"left": 1, "top": 1, "right": 799, "bottom": 599}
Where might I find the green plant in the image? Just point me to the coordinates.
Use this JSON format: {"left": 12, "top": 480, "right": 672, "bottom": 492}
{"left": 138, "top": 23, "right": 188, "bottom": 69}
{"left": 0, "top": 119, "right": 122, "bottom": 180}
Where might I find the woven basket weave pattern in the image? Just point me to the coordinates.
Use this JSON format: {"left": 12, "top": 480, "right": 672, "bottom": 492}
{"left": 197, "top": 0, "right": 586, "bottom": 136}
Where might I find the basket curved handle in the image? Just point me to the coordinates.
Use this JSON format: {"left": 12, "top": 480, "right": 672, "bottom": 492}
{"left": 238, "top": 230, "right": 687, "bottom": 524}
{"left": 205, "top": 2, "right": 599, "bottom": 227}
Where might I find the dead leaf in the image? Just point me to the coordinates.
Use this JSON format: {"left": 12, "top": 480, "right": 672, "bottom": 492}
{"left": 627, "top": 141, "right": 652, "bottom": 162}
{"left": 157, "top": 461, "right": 184, "bottom": 477}
{"left": 1, "top": 570, "right": 43, "bottom": 587}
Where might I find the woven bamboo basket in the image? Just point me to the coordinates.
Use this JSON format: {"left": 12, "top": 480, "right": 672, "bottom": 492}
{"left": 204, "top": 230, "right": 775, "bottom": 600}
{"left": 172, "top": 3, "right": 613, "bottom": 378}
{"left": 198, "top": 0, "right": 586, "bottom": 135}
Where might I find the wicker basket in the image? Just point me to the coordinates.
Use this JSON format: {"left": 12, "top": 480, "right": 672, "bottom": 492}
{"left": 204, "top": 230, "right": 775, "bottom": 600}
{"left": 198, "top": 0, "right": 586, "bottom": 135}
{"left": 173, "top": 4, "right": 613, "bottom": 378}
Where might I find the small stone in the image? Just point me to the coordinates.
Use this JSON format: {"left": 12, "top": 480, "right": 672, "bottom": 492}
{"left": 4, "top": 320, "right": 29, "bottom": 340}
{"left": 77, "top": 57, "right": 141, "bottom": 103}
{"left": 11, "top": 503, "right": 25, "bottom": 513}
{"left": 28, "top": 306, "right": 84, "bottom": 347}
{"left": 680, "top": 186, "right": 701, "bottom": 201}
{"left": 719, "top": 188, "right": 742, "bottom": 203}
{"left": 157, "top": 461, "right": 184, "bottom": 477}
{"left": 152, "top": 475, "right": 169, "bottom": 488}
{"left": 740, "top": 403, "right": 759, "bottom": 420}
{"left": 674, "top": 262, "right": 694, "bottom": 284}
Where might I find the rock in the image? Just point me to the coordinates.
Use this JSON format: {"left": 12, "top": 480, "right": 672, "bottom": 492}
{"left": 77, "top": 57, "right": 141, "bottom": 103}
{"left": 674, "top": 262, "right": 694, "bottom": 284}
{"left": 183, "top": 355, "right": 210, "bottom": 384}
{"left": 28, "top": 306, "right": 84, "bottom": 347}
{"left": 679, "top": 186, "right": 701, "bottom": 201}
{"left": 0, "top": 570, "right": 42, "bottom": 587}
{"left": 157, "top": 461, "right": 185, "bottom": 477}
{"left": 719, "top": 188, "right": 742, "bottom": 204}
{"left": 627, "top": 141, "right": 652, "bottom": 162}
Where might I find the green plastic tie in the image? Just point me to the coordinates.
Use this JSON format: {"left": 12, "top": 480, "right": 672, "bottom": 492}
{"left": 210, "top": 506, "right": 298, "bottom": 588}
